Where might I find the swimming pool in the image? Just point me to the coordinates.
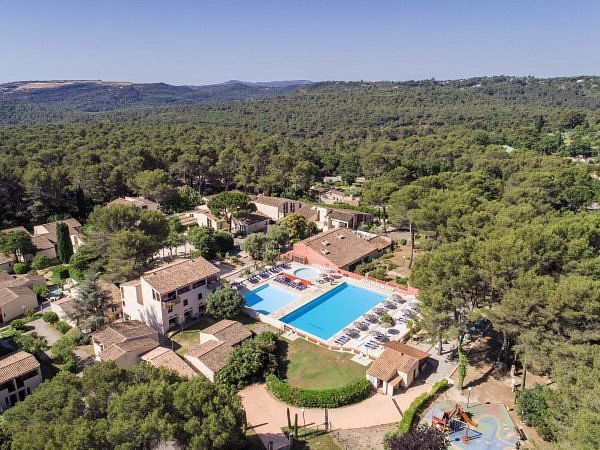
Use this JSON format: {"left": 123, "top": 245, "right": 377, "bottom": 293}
{"left": 244, "top": 284, "right": 300, "bottom": 315}
{"left": 281, "top": 283, "right": 386, "bottom": 340}
{"left": 293, "top": 267, "right": 321, "bottom": 279}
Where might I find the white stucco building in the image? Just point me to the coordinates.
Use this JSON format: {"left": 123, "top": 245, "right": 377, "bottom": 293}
{"left": 120, "top": 257, "right": 221, "bottom": 334}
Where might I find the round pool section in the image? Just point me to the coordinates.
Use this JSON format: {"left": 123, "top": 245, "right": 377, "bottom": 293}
{"left": 293, "top": 267, "right": 321, "bottom": 279}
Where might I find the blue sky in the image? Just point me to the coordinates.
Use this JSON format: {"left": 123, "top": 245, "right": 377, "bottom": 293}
{"left": 1, "top": 0, "right": 599, "bottom": 84}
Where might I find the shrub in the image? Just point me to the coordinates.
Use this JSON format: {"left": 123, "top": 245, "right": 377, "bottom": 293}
{"left": 33, "top": 283, "right": 50, "bottom": 299}
{"left": 62, "top": 355, "right": 78, "bottom": 373}
{"left": 517, "top": 384, "right": 556, "bottom": 441}
{"left": 266, "top": 375, "right": 372, "bottom": 408}
{"left": 68, "top": 265, "right": 84, "bottom": 282}
{"left": 30, "top": 255, "right": 53, "bottom": 271}
{"left": 54, "top": 321, "right": 72, "bottom": 334}
{"left": 10, "top": 319, "right": 26, "bottom": 331}
{"left": 13, "top": 262, "right": 29, "bottom": 274}
{"left": 396, "top": 379, "right": 449, "bottom": 436}
{"left": 51, "top": 265, "right": 70, "bottom": 284}
{"left": 14, "top": 332, "right": 48, "bottom": 354}
{"left": 380, "top": 312, "right": 395, "bottom": 326}
{"left": 216, "top": 332, "right": 278, "bottom": 388}
{"left": 399, "top": 238, "right": 408, "bottom": 246}
{"left": 42, "top": 312, "right": 59, "bottom": 324}
{"left": 395, "top": 277, "right": 408, "bottom": 286}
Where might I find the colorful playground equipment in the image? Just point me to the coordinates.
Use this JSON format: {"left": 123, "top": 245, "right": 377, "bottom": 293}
{"left": 431, "top": 404, "right": 478, "bottom": 443}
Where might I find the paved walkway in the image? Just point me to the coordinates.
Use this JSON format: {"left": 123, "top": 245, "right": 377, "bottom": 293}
{"left": 240, "top": 382, "right": 430, "bottom": 449}
{"left": 26, "top": 318, "right": 62, "bottom": 345}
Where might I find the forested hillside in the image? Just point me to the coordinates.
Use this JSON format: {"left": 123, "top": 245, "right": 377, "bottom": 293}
{"left": 0, "top": 80, "right": 306, "bottom": 114}
{"left": 0, "top": 75, "right": 598, "bottom": 448}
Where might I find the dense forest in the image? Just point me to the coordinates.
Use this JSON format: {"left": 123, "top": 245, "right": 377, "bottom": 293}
{"left": 0, "top": 76, "right": 599, "bottom": 448}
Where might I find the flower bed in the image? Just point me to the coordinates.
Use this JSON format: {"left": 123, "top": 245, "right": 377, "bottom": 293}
{"left": 265, "top": 374, "right": 371, "bottom": 408}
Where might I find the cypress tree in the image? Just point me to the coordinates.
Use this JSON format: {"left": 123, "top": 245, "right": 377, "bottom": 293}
{"left": 56, "top": 221, "right": 74, "bottom": 264}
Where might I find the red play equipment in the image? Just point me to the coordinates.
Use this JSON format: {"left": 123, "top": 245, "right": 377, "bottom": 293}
{"left": 431, "top": 404, "right": 478, "bottom": 432}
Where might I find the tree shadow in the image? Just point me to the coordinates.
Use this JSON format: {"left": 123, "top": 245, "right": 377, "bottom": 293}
{"left": 275, "top": 338, "right": 290, "bottom": 380}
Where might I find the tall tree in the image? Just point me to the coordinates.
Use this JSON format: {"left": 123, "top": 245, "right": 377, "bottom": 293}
{"left": 207, "top": 191, "right": 254, "bottom": 232}
{"left": 70, "top": 272, "right": 113, "bottom": 331}
{"left": 0, "top": 230, "right": 35, "bottom": 261}
{"left": 56, "top": 221, "right": 74, "bottom": 264}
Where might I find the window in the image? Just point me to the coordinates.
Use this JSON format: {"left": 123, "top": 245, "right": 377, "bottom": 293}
{"left": 177, "top": 285, "right": 191, "bottom": 295}
{"left": 197, "top": 293, "right": 202, "bottom": 300}
{"left": 192, "top": 279, "right": 206, "bottom": 288}
{"left": 167, "top": 305, "right": 173, "bottom": 313}
{"left": 183, "top": 299, "right": 188, "bottom": 306}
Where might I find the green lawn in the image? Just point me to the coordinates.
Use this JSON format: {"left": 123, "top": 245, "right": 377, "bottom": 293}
{"left": 170, "top": 317, "right": 215, "bottom": 355}
{"left": 281, "top": 338, "right": 365, "bottom": 390}
{"left": 282, "top": 428, "right": 340, "bottom": 450}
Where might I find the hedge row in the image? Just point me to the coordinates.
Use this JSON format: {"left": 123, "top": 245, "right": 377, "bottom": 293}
{"left": 396, "top": 378, "right": 449, "bottom": 435}
{"left": 265, "top": 375, "right": 371, "bottom": 408}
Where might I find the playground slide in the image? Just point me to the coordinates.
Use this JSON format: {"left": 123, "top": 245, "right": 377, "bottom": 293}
{"left": 459, "top": 409, "right": 478, "bottom": 428}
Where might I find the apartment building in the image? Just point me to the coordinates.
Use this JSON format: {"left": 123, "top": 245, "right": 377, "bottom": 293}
{"left": 252, "top": 195, "right": 302, "bottom": 221}
{"left": 121, "top": 257, "right": 221, "bottom": 334}
{"left": 0, "top": 351, "right": 42, "bottom": 412}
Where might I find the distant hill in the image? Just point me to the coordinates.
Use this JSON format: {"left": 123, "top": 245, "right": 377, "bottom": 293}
{"left": 0, "top": 80, "right": 307, "bottom": 112}
{"left": 217, "top": 80, "right": 312, "bottom": 88}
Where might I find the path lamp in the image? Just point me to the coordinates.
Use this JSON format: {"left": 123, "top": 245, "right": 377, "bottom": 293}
{"left": 301, "top": 408, "right": 306, "bottom": 428}
{"left": 467, "top": 387, "right": 472, "bottom": 409}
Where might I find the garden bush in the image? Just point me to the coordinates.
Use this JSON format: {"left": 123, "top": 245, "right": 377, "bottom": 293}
{"left": 10, "top": 319, "right": 26, "bottom": 331}
{"left": 31, "top": 255, "right": 52, "bottom": 271}
{"left": 42, "top": 312, "right": 59, "bottom": 324}
{"left": 399, "top": 238, "right": 408, "bottom": 246}
{"left": 266, "top": 375, "right": 371, "bottom": 408}
{"left": 13, "top": 262, "right": 29, "bottom": 274}
{"left": 33, "top": 283, "right": 50, "bottom": 299}
{"left": 51, "top": 265, "right": 70, "bottom": 284}
{"left": 517, "top": 384, "right": 556, "bottom": 441}
{"left": 54, "top": 321, "right": 72, "bottom": 334}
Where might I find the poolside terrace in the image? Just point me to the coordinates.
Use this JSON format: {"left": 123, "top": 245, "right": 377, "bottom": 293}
{"left": 232, "top": 262, "right": 420, "bottom": 359}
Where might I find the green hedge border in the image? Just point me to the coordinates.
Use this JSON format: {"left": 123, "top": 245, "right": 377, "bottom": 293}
{"left": 383, "top": 379, "right": 449, "bottom": 449}
{"left": 265, "top": 375, "right": 371, "bottom": 408}
{"left": 396, "top": 378, "right": 449, "bottom": 435}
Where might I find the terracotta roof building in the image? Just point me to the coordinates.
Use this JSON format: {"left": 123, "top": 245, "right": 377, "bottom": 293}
{"left": 366, "top": 342, "right": 429, "bottom": 395}
{"left": 121, "top": 257, "right": 222, "bottom": 334}
{"left": 184, "top": 320, "right": 252, "bottom": 382}
{"left": 92, "top": 320, "right": 160, "bottom": 369}
{"left": 252, "top": 195, "right": 302, "bottom": 221}
{"left": 108, "top": 196, "right": 160, "bottom": 211}
{"left": 283, "top": 228, "right": 391, "bottom": 271}
{"left": 0, "top": 351, "right": 42, "bottom": 412}
{"left": 200, "top": 320, "right": 253, "bottom": 346}
{"left": 140, "top": 347, "right": 197, "bottom": 378}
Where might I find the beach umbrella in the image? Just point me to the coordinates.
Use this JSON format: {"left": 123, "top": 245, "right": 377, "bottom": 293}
{"left": 369, "top": 330, "right": 380, "bottom": 336}
{"left": 380, "top": 322, "right": 392, "bottom": 329}
{"left": 353, "top": 321, "right": 365, "bottom": 329}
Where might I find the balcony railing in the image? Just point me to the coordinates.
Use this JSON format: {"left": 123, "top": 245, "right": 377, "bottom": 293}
{"left": 162, "top": 297, "right": 181, "bottom": 309}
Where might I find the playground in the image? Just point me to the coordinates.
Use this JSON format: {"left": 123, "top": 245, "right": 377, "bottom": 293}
{"left": 424, "top": 402, "right": 519, "bottom": 450}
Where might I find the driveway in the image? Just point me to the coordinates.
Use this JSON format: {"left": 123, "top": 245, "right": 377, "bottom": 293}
{"left": 240, "top": 384, "right": 409, "bottom": 449}
{"left": 26, "top": 318, "right": 62, "bottom": 345}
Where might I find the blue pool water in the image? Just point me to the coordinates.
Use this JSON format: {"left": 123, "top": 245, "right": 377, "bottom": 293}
{"left": 293, "top": 267, "right": 321, "bottom": 279}
{"left": 244, "top": 284, "right": 300, "bottom": 315}
{"left": 281, "top": 283, "right": 386, "bottom": 340}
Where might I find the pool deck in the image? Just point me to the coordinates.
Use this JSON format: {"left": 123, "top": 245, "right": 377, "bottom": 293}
{"left": 236, "top": 262, "right": 419, "bottom": 358}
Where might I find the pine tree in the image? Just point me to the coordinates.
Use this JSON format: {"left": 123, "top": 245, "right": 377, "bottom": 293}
{"left": 70, "top": 272, "right": 113, "bottom": 331}
{"left": 55, "top": 221, "right": 74, "bottom": 263}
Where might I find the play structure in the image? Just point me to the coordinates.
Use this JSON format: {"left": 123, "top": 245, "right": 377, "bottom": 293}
{"left": 431, "top": 404, "right": 478, "bottom": 442}
{"left": 425, "top": 402, "right": 519, "bottom": 450}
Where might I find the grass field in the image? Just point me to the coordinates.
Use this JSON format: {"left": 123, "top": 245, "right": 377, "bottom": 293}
{"left": 281, "top": 338, "right": 365, "bottom": 390}
{"left": 283, "top": 428, "right": 340, "bottom": 450}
